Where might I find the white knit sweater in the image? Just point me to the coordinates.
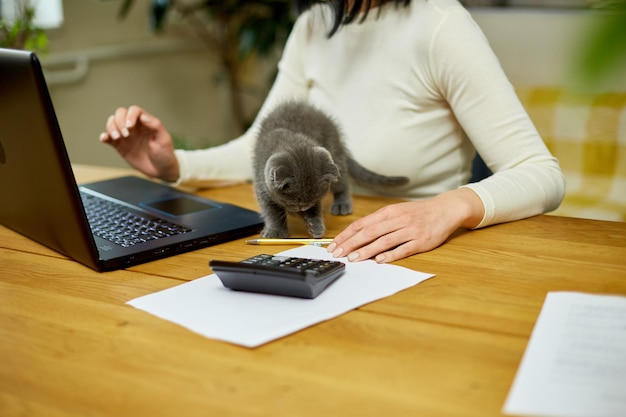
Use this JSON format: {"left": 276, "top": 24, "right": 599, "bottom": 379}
{"left": 174, "top": 0, "right": 565, "bottom": 228}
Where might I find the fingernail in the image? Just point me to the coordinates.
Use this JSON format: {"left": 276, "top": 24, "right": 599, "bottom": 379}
{"left": 347, "top": 252, "right": 359, "bottom": 262}
{"left": 375, "top": 254, "right": 386, "bottom": 263}
{"left": 140, "top": 114, "right": 151, "bottom": 123}
{"left": 332, "top": 247, "right": 343, "bottom": 258}
{"left": 327, "top": 242, "right": 336, "bottom": 252}
{"left": 121, "top": 127, "right": 130, "bottom": 137}
{"left": 99, "top": 132, "right": 107, "bottom": 142}
{"left": 111, "top": 130, "right": 120, "bottom": 140}
{"left": 126, "top": 119, "right": 133, "bottom": 127}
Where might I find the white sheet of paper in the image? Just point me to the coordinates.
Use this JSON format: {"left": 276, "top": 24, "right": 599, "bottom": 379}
{"left": 127, "top": 245, "right": 434, "bottom": 347}
{"left": 503, "top": 292, "right": 626, "bottom": 417}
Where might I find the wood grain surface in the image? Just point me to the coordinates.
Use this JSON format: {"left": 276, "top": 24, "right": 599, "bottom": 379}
{"left": 1, "top": 165, "right": 625, "bottom": 417}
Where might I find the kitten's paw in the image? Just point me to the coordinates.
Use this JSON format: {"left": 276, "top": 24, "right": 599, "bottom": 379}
{"left": 261, "top": 227, "right": 289, "bottom": 238}
{"left": 331, "top": 193, "right": 352, "bottom": 216}
{"left": 331, "top": 201, "right": 352, "bottom": 216}
{"left": 305, "top": 220, "right": 325, "bottom": 239}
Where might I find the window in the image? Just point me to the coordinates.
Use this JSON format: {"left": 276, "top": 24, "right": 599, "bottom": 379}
{"left": 0, "top": 0, "right": 63, "bottom": 29}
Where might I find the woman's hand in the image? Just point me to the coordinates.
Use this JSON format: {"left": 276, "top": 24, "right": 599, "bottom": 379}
{"left": 99, "top": 105, "right": 180, "bottom": 182}
{"left": 327, "top": 188, "right": 484, "bottom": 263}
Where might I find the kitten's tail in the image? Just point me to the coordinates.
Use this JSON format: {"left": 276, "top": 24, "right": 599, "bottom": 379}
{"left": 347, "top": 157, "right": 409, "bottom": 189}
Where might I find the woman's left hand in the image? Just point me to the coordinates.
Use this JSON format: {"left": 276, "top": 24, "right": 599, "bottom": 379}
{"left": 327, "top": 188, "right": 484, "bottom": 263}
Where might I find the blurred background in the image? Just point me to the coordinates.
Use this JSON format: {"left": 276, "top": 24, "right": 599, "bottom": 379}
{"left": 1, "top": 0, "right": 625, "bottom": 169}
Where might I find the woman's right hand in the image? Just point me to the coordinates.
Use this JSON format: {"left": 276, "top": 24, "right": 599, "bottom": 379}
{"left": 100, "top": 105, "right": 180, "bottom": 182}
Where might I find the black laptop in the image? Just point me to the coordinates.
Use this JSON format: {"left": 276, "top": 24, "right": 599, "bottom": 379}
{"left": 0, "top": 48, "right": 263, "bottom": 271}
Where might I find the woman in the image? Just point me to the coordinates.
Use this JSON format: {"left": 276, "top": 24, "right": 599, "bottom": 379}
{"left": 100, "top": 0, "right": 565, "bottom": 263}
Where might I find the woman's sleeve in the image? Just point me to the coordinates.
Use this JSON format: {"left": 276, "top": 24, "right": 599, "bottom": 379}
{"left": 428, "top": 7, "right": 565, "bottom": 227}
{"left": 174, "top": 13, "right": 312, "bottom": 189}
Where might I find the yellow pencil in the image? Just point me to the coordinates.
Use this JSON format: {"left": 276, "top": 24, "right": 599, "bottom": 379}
{"left": 245, "top": 238, "right": 334, "bottom": 246}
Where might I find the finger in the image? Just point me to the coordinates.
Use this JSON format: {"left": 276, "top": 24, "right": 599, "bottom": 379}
{"left": 105, "top": 115, "right": 121, "bottom": 141}
{"left": 138, "top": 111, "right": 162, "bottom": 131}
{"left": 328, "top": 221, "right": 374, "bottom": 258}
{"left": 374, "top": 240, "right": 423, "bottom": 264}
{"left": 344, "top": 226, "right": 409, "bottom": 262}
{"left": 125, "top": 105, "right": 144, "bottom": 129}
{"left": 332, "top": 216, "right": 402, "bottom": 260}
{"left": 99, "top": 132, "right": 110, "bottom": 143}
{"left": 373, "top": 221, "right": 453, "bottom": 263}
{"left": 114, "top": 107, "right": 130, "bottom": 137}
{"left": 329, "top": 214, "right": 381, "bottom": 257}
{"left": 331, "top": 208, "right": 385, "bottom": 247}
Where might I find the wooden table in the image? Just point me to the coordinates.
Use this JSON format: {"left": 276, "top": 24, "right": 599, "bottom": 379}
{"left": 2, "top": 165, "right": 625, "bottom": 417}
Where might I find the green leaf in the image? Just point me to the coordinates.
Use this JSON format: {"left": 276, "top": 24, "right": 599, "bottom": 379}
{"left": 575, "top": 11, "right": 626, "bottom": 86}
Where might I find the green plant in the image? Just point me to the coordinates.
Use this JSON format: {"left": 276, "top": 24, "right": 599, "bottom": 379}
{"left": 118, "top": 0, "right": 295, "bottom": 135}
{"left": 573, "top": 4, "right": 626, "bottom": 90}
{"left": 0, "top": 3, "right": 48, "bottom": 52}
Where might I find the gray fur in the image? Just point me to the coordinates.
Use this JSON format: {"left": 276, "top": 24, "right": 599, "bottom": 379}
{"left": 253, "top": 101, "right": 409, "bottom": 238}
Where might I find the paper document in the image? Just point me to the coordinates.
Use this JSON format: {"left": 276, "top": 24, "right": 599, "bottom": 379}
{"left": 503, "top": 292, "right": 626, "bottom": 417}
{"left": 127, "top": 245, "right": 434, "bottom": 347}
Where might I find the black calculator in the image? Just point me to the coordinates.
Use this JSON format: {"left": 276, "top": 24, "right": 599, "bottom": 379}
{"left": 209, "top": 254, "right": 346, "bottom": 299}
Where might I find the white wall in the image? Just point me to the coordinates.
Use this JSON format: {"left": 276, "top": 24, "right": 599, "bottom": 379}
{"left": 471, "top": 8, "right": 626, "bottom": 91}
{"left": 40, "top": 1, "right": 626, "bottom": 168}
{"left": 43, "top": 0, "right": 275, "bottom": 168}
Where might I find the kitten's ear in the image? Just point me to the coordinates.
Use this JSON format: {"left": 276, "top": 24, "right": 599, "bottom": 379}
{"left": 265, "top": 154, "right": 293, "bottom": 190}
{"left": 313, "top": 146, "right": 339, "bottom": 182}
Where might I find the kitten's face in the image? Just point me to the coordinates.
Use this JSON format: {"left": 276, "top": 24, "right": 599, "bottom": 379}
{"left": 264, "top": 147, "right": 339, "bottom": 212}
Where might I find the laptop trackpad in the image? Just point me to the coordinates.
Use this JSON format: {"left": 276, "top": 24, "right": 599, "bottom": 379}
{"left": 141, "top": 196, "right": 219, "bottom": 217}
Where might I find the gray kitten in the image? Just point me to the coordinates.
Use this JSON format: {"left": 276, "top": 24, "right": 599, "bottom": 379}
{"left": 253, "top": 101, "right": 409, "bottom": 239}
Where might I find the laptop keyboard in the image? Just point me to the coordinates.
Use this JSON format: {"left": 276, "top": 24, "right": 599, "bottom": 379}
{"left": 81, "top": 192, "right": 192, "bottom": 248}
